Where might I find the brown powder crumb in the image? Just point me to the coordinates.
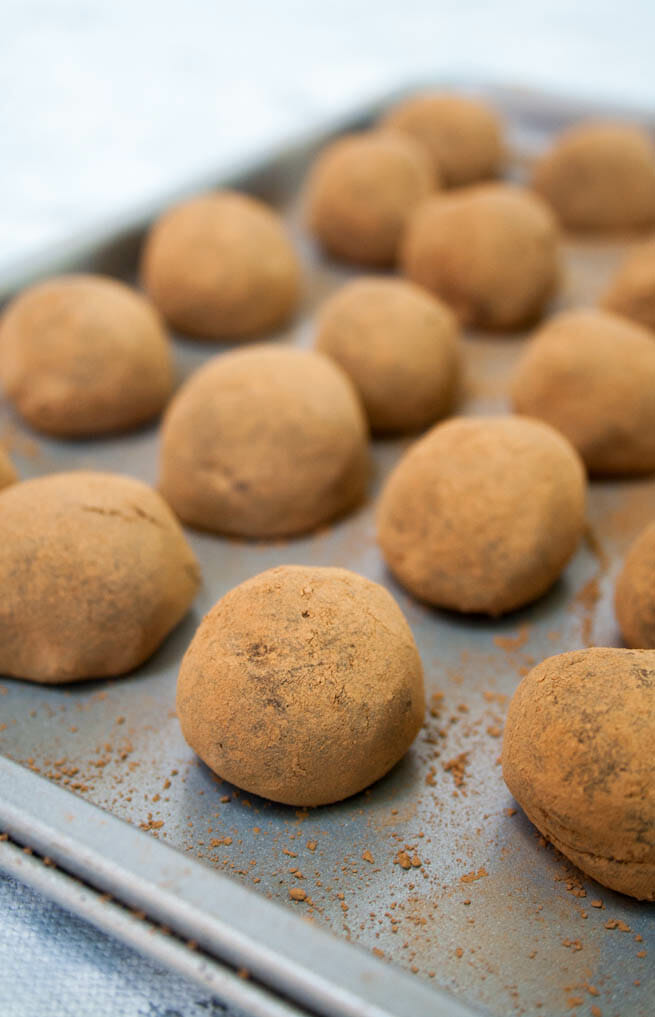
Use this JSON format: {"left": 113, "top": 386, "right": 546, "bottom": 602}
{"left": 220, "top": 795, "right": 230, "bottom": 803}
{"left": 394, "top": 850, "right": 412, "bottom": 870}
{"left": 443, "top": 751, "right": 469, "bottom": 787}
{"left": 567, "top": 998, "right": 583, "bottom": 1009}
{"left": 460, "top": 867, "right": 488, "bottom": 884}
{"left": 585, "top": 984, "right": 599, "bottom": 997}
{"left": 306, "top": 840, "right": 317, "bottom": 852}
{"left": 289, "top": 887, "right": 307, "bottom": 902}
{"left": 362, "top": 850, "right": 374, "bottom": 864}
{"left": 591, "top": 1007, "right": 602, "bottom": 1017}
{"left": 372, "top": 947, "right": 384, "bottom": 959}
{"left": 115, "top": 716, "right": 125, "bottom": 725}
{"left": 455, "top": 947, "right": 463, "bottom": 959}
{"left": 604, "top": 918, "right": 631, "bottom": 932}
{"left": 504, "top": 807, "right": 517, "bottom": 817}
{"left": 486, "top": 725, "right": 502, "bottom": 738}
{"left": 636, "top": 950, "right": 647, "bottom": 958}
{"left": 283, "top": 848, "right": 297, "bottom": 857}
{"left": 429, "top": 692, "right": 444, "bottom": 718}
{"left": 590, "top": 899, "right": 603, "bottom": 908}
{"left": 493, "top": 625, "right": 530, "bottom": 651}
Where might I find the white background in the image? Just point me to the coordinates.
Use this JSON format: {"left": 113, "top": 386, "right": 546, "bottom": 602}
{"left": 2, "top": 0, "right": 654, "bottom": 273}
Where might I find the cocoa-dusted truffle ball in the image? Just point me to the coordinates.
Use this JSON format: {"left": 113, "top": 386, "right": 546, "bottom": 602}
{"left": 602, "top": 239, "right": 655, "bottom": 332}
{"left": 401, "top": 184, "right": 559, "bottom": 330}
{"left": 305, "top": 131, "right": 435, "bottom": 266}
{"left": 377, "top": 416, "right": 585, "bottom": 615}
{"left": 532, "top": 122, "right": 655, "bottom": 231}
{"left": 159, "top": 346, "right": 368, "bottom": 538}
{"left": 0, "top": 472, "right": 200, "bottom": 683}
{"left": 0, "top": 449, "right": 17, "bottom": 490}
{"left": 141, "top": 191, "right": 301, "bottom": 340}
{"left": 511, "top": 309, "right": 655, "bottom": 475}
{"left": 314, "top": 277, "right": 461, "bottom": 433}
{"left": 503, "top": 648, "right": 655, "bottom": 901}
{"left": 177, "top": 565, "right": 425, "bottom": 806}
{"left": 382, "top": 92, "right": 504, "bottom": 186}
{"left": 0, "top": 275, "right": 173, "bottom": 437}
{"left": 615, "top": 521, "right": 655, "bottom": 648}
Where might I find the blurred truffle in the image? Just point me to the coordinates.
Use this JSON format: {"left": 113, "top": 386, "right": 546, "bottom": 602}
{"left": 142, "top": 191, "right": 301, "bottom": 340}
{"left": 382, "top": 92, "right": 503, "bottom": 186}
{"left": 377, "top": 415, "right": 585, "bottom": 615}
{"left": 401, "top": 183, "right": 559, "bottom": 330}
{"left": 0, "top": 275, "right": 173, "bottom": 436}
{"left": 602, "top": 239, "right": 655, "bottom": 331}
{"left": 305, "top": 130, "right": 435, "bottom": 266}
{"left": 0, "top": 472, "right": 200, "bottom": 683}
{"left": 315, "top": 277, "right": 461, "bottom": 433}
{"left": 159, "top": 345, "right": 368, "bottom": 538}
{"left": 0, "top": 449, "right": 17, "bottom": 490}
{"left": 511, "top": 308, "right": 655, "bottom": 474}
{"left": 532, "top": 122, "right": 655, "bottom": 230}
{"left": 615, "top": 521, "right": 655, "bottom": 649}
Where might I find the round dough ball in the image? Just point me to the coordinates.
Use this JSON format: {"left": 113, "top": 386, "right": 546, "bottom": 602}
{"left": 401, "top": 184, "right": 560, "bottom": 330}
{"left": 532, "top": 122, "right": 655, "bottom": 231}
{"left": 0, "top": 275, "right": 173, "bottom": 437}
{"left": 141, "top": 191, "right": 301, "bottom": 340}
{"left": 314, "top": 277, "right": 461, "bottom": 433}
{"left": 382, "top": 92, "right": 504, "bottom": 186}
{"left": 503, "top": 648, "right": 655, "bottom": 900}
{"left": 159, "top": 345, "right": 369, "bottom": 538}
{"left": 177, "top": 565, "right": 425, "bottom": 806}
{"left": 377, "top": 416, "right": 585, "bottom": 615}
{"left": 615, "top": 521, "right": 655, "bottom": 648}
{"left": 602, "top": 239, "right": 655, "bottom": 332}
{"left": 511, "top": 309, "right": 655, "bottom": 475}
{"left": 0, "top": 449, "right": 17, "bottom": 490}
{"left": 305, "top": 130, "right": 435, "bottom": 266}
{"left": 0, "top": 472, "right": 200, "bottom": 683}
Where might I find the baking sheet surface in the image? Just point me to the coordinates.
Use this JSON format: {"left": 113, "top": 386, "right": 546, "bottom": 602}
{"left": 1, "top": 87, "right": 653, "bottom": 1017}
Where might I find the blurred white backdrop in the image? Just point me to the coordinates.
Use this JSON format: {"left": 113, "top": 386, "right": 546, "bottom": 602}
{"left": 1, "top": 0, "right": 654, "bottom": 272}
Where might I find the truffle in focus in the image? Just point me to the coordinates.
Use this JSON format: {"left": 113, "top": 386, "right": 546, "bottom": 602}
{"left": 503, "top": 648, "right": 655, "bottom": 900}
{"left": 176, "top": 565, "right": 425, "bottom": 806}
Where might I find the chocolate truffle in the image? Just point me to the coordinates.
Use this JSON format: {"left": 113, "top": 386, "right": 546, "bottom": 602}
{"left": 159, "top": 346, "right": 368, "bottom": 538}
{"left": 0, "top": 472, "right": 200, "bottom": 683}
{"left": 532, "top": 122, "right": 655, "bottom": 231}
{"left": 511, "top": 308, "right": 655, "bottom": 475}
{"left": 314, "top": 277, "right": 461, "bottom": 433}
{"left": 602, "top": 239, "right": 655, "bottom": 332}
{"left": 141, "top": 191, "right": 301, "bottom": 340}
{"left": 382, "top": 92, "right": 504, "bottom": 186}
{"left": 615, "top": 521, "right": 655, "bottom": 649}
{"left": 401, "top": 184, "right": 559, "bottom": 329}
{"left": 377, "top": 416, "right": 585, "bottom": 615}
{"left": 0, "top": 275, "right": 173, "bottom": 437}
{"left": 503, "top": 648, "right": 655, "bottom": 901}
{"left": 0, "top": 449, "right": 17, "bottom": 490}
{"left": 176, "top": 565, "right": 425, "bottom": 806}
{"left": 305, "top": 130, "right": 435, "bottom": 266}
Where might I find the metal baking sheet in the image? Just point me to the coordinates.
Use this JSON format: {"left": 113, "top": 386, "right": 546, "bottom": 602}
{"left": 1, "top": 83, "right": 654, "bottom": 1017}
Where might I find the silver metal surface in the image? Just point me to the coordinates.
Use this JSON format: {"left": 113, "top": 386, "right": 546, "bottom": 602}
{"left": 0, "top": 83, "right": 653, "bottom": 1017}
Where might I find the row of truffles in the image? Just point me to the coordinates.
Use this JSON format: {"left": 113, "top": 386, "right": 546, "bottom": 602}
{"left": 0, "top": 469, "right": 651, "bottom": 900}
{"left": 0, "top": 443, "right": 653, "bottom": 683}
